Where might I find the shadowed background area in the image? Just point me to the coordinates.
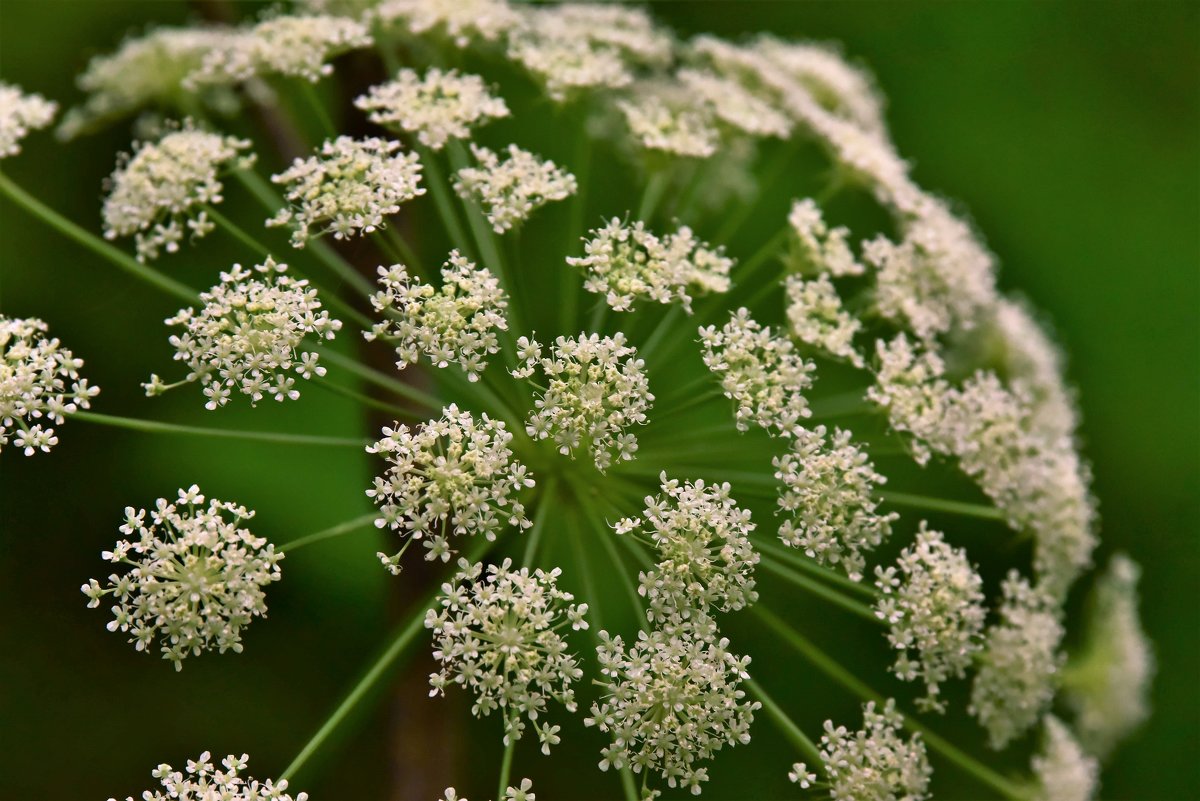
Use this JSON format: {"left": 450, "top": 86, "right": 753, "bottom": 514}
{"left": 0, "top": 1, "right": 1196, "bottom": 799}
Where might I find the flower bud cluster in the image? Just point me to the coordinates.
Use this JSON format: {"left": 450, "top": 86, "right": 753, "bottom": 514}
{"left": 189, "top": 14, "right": 372, "bottom": 85}
{"left": 107, "top": 751, "right": 307, "bottom": 801}
{"left": 374, "top": 0, "right": 520, "bottom": 48}
{"left": 0, "top": 82, "right": 56, "bottom": 158}
{"left": 787, "top": 198, "right": 865, "bottom": 277}
{"left": 1030, "top": 716, "right": 1099, "bottom": 801}
{"left": 453, "top": 144, "right": 576, "bottom": 234}
{"left": 354, "top": 67, "right": 510, "bottom": 150}
{"left": 785, "top": 274, "right": 864, "bottom": 366}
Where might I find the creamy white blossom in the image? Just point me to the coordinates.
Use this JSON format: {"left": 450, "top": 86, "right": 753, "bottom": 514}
{"left": 970, "top": 572, "right": 1065, "bottom": 749}
{"left": 785, "top": 274, "right": 863, "bottom": 366}
{"left": 453, "top": 144, "right": 576, "bottom": 234}
{"left": 1064, "top": 554, "right": 1154, "bottom": 757}
{"left": 147, "top": 258, "right": 340, "bottom": 409}
{"left": 0, "top": 316, "right": 99, "bottom": 456}
{"left": 615, "top": 473, "right": 758, "bottom": 621}
{"left": 366, "top": 404, "right": 533, "bottom": 570}
{"left": 800, "top": 699, "right": 931, "bottom": 801}
{"left": 511, "top": 332, "right": 653, "bottom": 471}
{"left": 754, "top": 37, "right": 886, "bottom": 134}
{"left": 438, "top": 779, "right": 536, "bottom": 801}
{"left": 874, "top": 523, "right": 986, "bottom": 711}
{"left": 1030, "top": 716, "right": 1099, "bottom": 801}
{"left": 699, "top": 309, "right": 815, "bottom": 437}
{"left": 106, "top": 751, "right": 307, "bottom": 801}
{"left": 102, "top": 124, "right": 255, "bottom": 261}
{"left": 427, "top": 558, "right": 587, "bottom": 751}
{"left": 374, "top": 0, "right": 520, "bottom": 48}
{"left": 568, "top": 218, "right": 733, "bottom": 312}
{"left": 188, "top": 14, "right": 372, "bottom": 86}
{"left": 82, "top": 486, "right": 281, "bottom": 670}
{"left": 787, "top": 197, "right": 864, "bottom": 277}
{"left": 0, "top": 82, "right": 56, "bottom": 158}
{"left": 676, "top": 67, "right": 791, "bottom": 139}
{"left": 616, "top": 84, "right": 719, "bottom": 159}
{"left": 773, "top": 424, "right": 896, "bottom": 581}
{"left": 354, "top": 68, "right": 510, "bottom": 150}
{"left": 365, "top": 251, "right": 508, "bottom": 381}
{"left": 269, "top": 135, "right": 425, "bottom": 246}
{"left": 586, "top": 615, "right": 759, "bottom": 795}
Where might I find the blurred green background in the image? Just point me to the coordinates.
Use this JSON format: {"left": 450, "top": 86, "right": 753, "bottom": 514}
{"left": 1, "top": 1, "right": 1196, "bottom": 799}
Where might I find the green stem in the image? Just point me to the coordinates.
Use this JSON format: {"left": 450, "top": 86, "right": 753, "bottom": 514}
{"left": 0, "top": 172, "right": 198, "bottom": 304}
{"left": 206, "top": 203, "right": 272, "bottom": 259}
{"left": 639, "top": 305, "right": 683, "bottom": 362}
{"left": 279, "top": 512, "right": 377, "bottom": 552}
{"left": 298, "top": 80, "right": 337, "bottom": 140}
{"left": 316, "top": 347, "right": 444, "bottom": 412}
{"left": 74, "top": 410, "right": 366, "bottom": 448}
{"left": 416, "top": 144, "right": 473, "bottom": 258}
{"left": 755, "top": 538, "right": 880, "bottom": 600}
{"left": 743, "top": 677, "right": 823, "bottom": 764}
{"left": 563, "top": 132, "right": 592, "bottom": 334}
{"left": 636, "top": 169, "right": 670, "bottom": 223}
{"left": 497, "top": 732, "right": 516, "bottom": 799}
{"left": 313, "top": 376, "right": 419, "bottom": 419}
{"left": 879, "top": 491, "right": 1006, "bottom": 522}
{"left": 521, "top": 476, "right": 556, "bottom": 569}
{"left": 752, "top": 605, "right": 1027, "bottom": 801}
{"left": 759, "top": 554, "right": 880, "bottom": 623}
{"left": 234, "top": 167, "right": 283, "bottom": 213}
{"left": 575, "top": 481, "right": 648, "bottom": 626}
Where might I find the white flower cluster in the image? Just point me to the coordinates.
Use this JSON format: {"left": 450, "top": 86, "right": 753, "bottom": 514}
{"left": 616, "top": 83, "right": 719, "bottom": 159}
{"left": 366, "top": 404, "right": 533, "bottom": 571}
{"left": 269, "top": 135, "right": 425, "bottom": 246}
{"left": 614, "top": 473, "right": 758, "bottom": 621}
{"left": 147, "top": 258, "right": 340, "bottom": 409}
{"left": 59, "top": 27, "right": 232, "bottom": 139}
{"left": 699, "top": 309, "right": 815, "bottom": 437}
{"left": 787, "top": 198, "right": 864, "bottom": 277}
{"left": 364, "top": 251, "right": 508, "bottom": 382}
{"left": 1, "top": 316, "right": 99, "bottom": 456}
{"left": 511, "top": 332, "right": 653, "bottom": 471}
{"left": 374, "top": 0, "right": 520, "bottom": 48}
{"left": 587, "top": 616, "right": 759, "bottom": 795}
{"left": 785, "top": 274, "right": 864, "bottom": 367}
{"left": 0, "top": 82, "right": 56, "bottom": 158}
{"left": 1064, "top": 554, "right": 1154, "bottom": 757}
{"left": 1030, "top": 716, "right": 1099, "bottom": 801}
{"left": 569, "top": 218, "right": 733, "bottom": 313}
{"left": 354, "top": 68, "right": 510, "bottom": 150}
{"left": 791, "top": 699, "right": 931, "bottom": 801}
{"left": 773, "top": 425, "right": 896, "bottom": 581}
{"left": 82, "top": 486, "right": 281, "bottom": 670}
{"left": 453, "top": 144, "right": 577, "bottom": 234}
{"left": 970, "top": 571, "right": 1065, "bottom": 749}
{"left": 987, "top": 298, "right": 1078, "bottom": 441}
{"left": 189, "top": 14, "right": 372, "bottom": 85}
{"left": 874, "top": 523, "right": 986, "bottom": 711}
{"left": 107, "top": 751, "right": 306, "bottom": 801}
{"left": 102, "top": 124, "right": 255, "bottom": 262}
{"left": 426, "top": 558, "right": 588, "bottom": 750}
{"left": 439, "top": 779, "right": 535, "bottom": 801}
{"left": 677, "top": 67, "right": 792, "bottom": 139}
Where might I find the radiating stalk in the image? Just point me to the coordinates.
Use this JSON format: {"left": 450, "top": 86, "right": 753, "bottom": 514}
{"left": 521, "top": 477, "right": 556, "bottom": 569}
{"left": 759, "top": 554, "right": 880, "bottom": 623}
{"left": 743, "top": 677, "right": 823, "bottom": 764}
{"left": 880, "top": 491, "right": 1007, "bottom": 522}
{"left": 74, "top": 410, "right": 366, "bottom": 448}
{"left": 316, "top": 347, "right": 445, "bottom": 412}
{"left": 279, "top": 513, "right": 377, "bottom": 552}
{"left": 496, "top": 734, "right": 516, "bottom": 800}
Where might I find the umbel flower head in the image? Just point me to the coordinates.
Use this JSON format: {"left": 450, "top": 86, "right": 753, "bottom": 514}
{"left": 616, "top": 82, "right": 720, "bottom": 159}
{"left": 615, "top": 472, "right": 758, "bottom": 621}
{"left": 367, "top": 404, "right": 534, "bottom": 571}
{"left": 426, "top": 558, "right": 588, "bottom": 752}
{"left": 268, "top": 135, "right": 425, "bottom": 246}
{"left": 0, "top": 81, "right": 57, "bottom": 158}
{"left": 354, "top": 67, "right": 510, "bottom": 150}
{"left": 82, "top": 486, "right": 282, "bottom": 670}
{"left": 587, "top": 615, "right": 759, "bottom": 796}
{"left": 439, "top": 778, "right": 536, "bottom": 801}
{"left": 785, "top": 274, "right": 864, "bottom": 367}
{"left": 0, "top": 315, "right": 99, "bottom": 456}
{"left": 364, "top": 250, "right": 509, "bottom": 382}
{"left": 1030, "top": 716, "right": 1099, "bottom": 801}
{"left": 568, "top": 218, "right": 733, "bottom": 313}
{"left": 786, "top": 198, "right": 865, "bottom": 278}
{"left": 453, "top": 143, "right": 577, "bottom": 234}
{"left": 102, "top": 122, "right": 255, "bottom": 262}
{"left": 107, "top": 751, "right": 307, "bottom": 801}
{"left": 145, "top": 257, "right": 342, "bottom": 409}
{"left": 373, "top": 0, "right": 521, "bottom": 49}
{"left": 511, "top": 332, "right": 653, "bottom": 471}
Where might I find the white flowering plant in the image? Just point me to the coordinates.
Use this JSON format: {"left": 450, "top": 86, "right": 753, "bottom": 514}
{"left": 0, "top": 3, "right": 1159, "bottom": 801}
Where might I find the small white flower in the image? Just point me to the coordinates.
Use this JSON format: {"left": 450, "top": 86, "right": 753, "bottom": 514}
{"left": 874, "top": 523, "right": 986, "bottom": 711}
{"left": 0, "top": 82, "right": 56, "bottom": 158}
{"left": 188, "top": 13, "right": 372, "bottom": 86}
{"left": 453, "top": 144, "right": 576, "bottom": 234}
{"left": 426, "top": 558, "right": 586, "bottom": 751}
{"left": 366, "top": 404, "right": 533, "bottom": 570}
{"left": 785, "top": 274, "right": 863, "bottom": 366}
{"left": 364, "top": 250, "right": 509, "bottom": 381}
{"left": 354, "top": 68, "right": 510, "bottom": 151}
{"left": 107, "top": 751, "right": 307, "bottom": 801}
{"left": 788, "top": 763, "right": 817, "bottom": 788}
{"left": 586, "top": 615, "right": 759, "bottom": 796}
{"left": 773, "top": 424, "right": 896, "bottom": 581}
{"left": 754, "top": 37, "right": 887, "bottom": 135}
{"left": 150, "top": 257, "right": 341, "bottom": 409}
{"left": 568, "top": 218, "right": 733, "bottom": 313}
{"left": 699, "top": 309, "right": 815, "bottom": 437}
{"left": 1, "top": 316, "right": 99, "bottom": 456}
{"left": 511, "top": 332, "right": 653, "bottom": 471}
{"left": 269, "top": 135, "right": 425, "bottom": 246}
{"left": 102, "top": 122, "right": 255, "bottom": 261}
{"left": 616, "top": 82, "right": 719, "bottom": 159}
{"left": 676, "top": 67, "right": 791, "bottom": 139}
{"left": 82, "top": 487, "right": 281, "bottom": 670}
{"left": 374, "top": 0, "right": 520, "bottom": 48}
{"left": 815, "top": 699, "right": 931, "bottom": 801}
{"left": 970, "top": 571, "right": 1065, "bottom": 749}
{"left": 617, "top": 472, "right": 758, "bottom": 621}
{"left": 787, "top": 197, "right": 864, "bottom": 277}
{"left": 1030, "top": 716, "right": 1099, "bottom": 801}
